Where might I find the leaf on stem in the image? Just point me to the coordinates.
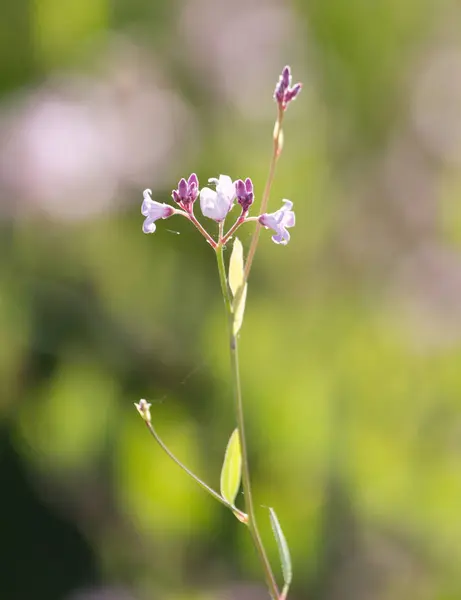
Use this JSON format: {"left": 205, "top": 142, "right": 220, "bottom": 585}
{"left": 232, "top": 283, "right": 247, "bottom": 336}
{"left": 229, "top": 238, "right": 244, "bottom": 297}
{"left": 220, "top": 428, "right": 242, "bottom": 506}
{"left": 228, "top": 238, "right": 248, "bottom": 335}
{"left": 269, "top": 507, "right": 292, "bottom": 590}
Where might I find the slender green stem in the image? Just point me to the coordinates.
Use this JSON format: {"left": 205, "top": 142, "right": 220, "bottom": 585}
{"left": 216, "top": 245, "right": 280, "bottom": 600}
{"left": 217, "top": 225, "right": 232, "bottom": 314}
{"left": 144, "top": 419, "right": 247, "bottom": 521}
{"left": 280, "top": 583, "right": 290, "bottom": 600}
{"left": 244, "top": 107, "right": 285, "bottom": 282}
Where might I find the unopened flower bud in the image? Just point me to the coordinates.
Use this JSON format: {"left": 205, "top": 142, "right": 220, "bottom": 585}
{"left": 285, "top": 83, "right": 302, "bottom": 103}
{"left": 282, "top": 65, "right": 290, "bottom": 88}
{"left": 235, "top": 177, "right": 254, "bottom": 213}
{"left": 135, "top": 399, "right": 152, "bottom": 423}
{"left": 273, "top": 65, "right": 302, "bottom": 110}
{"left": 172, "top": 173, "right": 200, "bottom": 212}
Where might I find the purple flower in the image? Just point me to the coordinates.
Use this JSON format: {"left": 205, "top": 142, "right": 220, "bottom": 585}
{"left": 274, "top": 65, "right": 302, "bottom": 110}
{"left": 235, "top": 178, "right": 254, "bottom": 212}
{"left": 141, "top": 189, "right": 175, "bottom": 233}
{"left": 200, "top": 174, "right": 236, "bottom": 222}
{"left": 259, "top": 199, "right": 295, "bottom": 245}
{"left": 172, "top": 173, "right": 199, "bottom": 212}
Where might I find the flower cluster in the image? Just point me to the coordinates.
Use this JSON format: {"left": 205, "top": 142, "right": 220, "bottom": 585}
{"left": 141, "top": 65, "right": 300, "bottom": 249}
{"left": 274, "top": 65, "right": 302, "bottom": 110}
{"left": 172, "top": 173, "right": 199, "bottom": 212}
{"left": 141, "top": 174, "right": 295, "bottom": 247}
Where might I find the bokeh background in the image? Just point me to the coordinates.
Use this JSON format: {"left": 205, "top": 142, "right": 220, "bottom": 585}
{"left": 2, "top": 0, "right": 461, "bottom": 598}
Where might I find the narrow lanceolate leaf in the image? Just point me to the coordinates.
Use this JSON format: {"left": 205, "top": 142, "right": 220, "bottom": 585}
{"left": 220, "top": 428, "right": 242, "bottom": 506}
{"left": 269, "top": 507, "right": 292, "bottom": 589}
{"left": 228, "top": 238, "right": 244, "bottom": 297}
{"left": 232, "top": 283, "right": 247, "bottom": 336}
{"left": 228, "top": 238, "right": 248, "bottom": 335}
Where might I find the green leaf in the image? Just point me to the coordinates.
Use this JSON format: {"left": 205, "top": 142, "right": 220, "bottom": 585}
{"left": 228, "top": 238, "right": 248, "bottom": 335}
{"left": 233, "top": 283, "right": 247, "bottom": 336}
{"left": 228, "top": 238, "right": 244, "bottom": 297}
{"left": 220, "top": 428, "right": 242, "bottom": 506}
{"left": 269, "top": 507, "right": 292, "bottom": 589}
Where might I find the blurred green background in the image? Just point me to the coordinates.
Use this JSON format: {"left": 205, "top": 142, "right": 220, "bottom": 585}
{"left": 2, "top": 0, "right": 461, "bottom": 598}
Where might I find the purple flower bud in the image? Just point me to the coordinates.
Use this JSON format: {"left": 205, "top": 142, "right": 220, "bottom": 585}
{"left": 235, "top": 177, "right": 254, "bottom": 212}
{"left": 235, "top": 179, "right": 245, "bottom": 196}
{"left": 188, "top": 172, "right": 198, "bottom": 192}
{"left": 273, "top": 65, "right": 302, "bottom": 110}
{"left": 282, "top": 65, "right": 291, "bottom": 88}
{"left": 178, "top": 178, "right": 188, "bottom": 200}
{"left": 172, "top": 173, "right": 199, "bottom": 212}
{"left": 200, "top": 174, "right": 236, "bottom": 222}
{"left": 258, "top": 199, "right": 295, "bottom": 245}
{"left": 285, "top": 83, "right": 302, "bottom": 103}
{"left": 274, "top": 81, "right": 285, "bottom": 104}
{"left": 141, "top": 189, "right": 175, "bottom": 234}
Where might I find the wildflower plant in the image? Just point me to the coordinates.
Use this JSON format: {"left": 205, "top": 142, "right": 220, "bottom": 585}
{"left": 135, "top": 65, "right": 301, "bottom": 600}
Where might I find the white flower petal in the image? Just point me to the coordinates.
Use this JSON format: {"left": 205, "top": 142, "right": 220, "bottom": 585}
{"left": 200, "top": 187, "right": 219, "bottom": 219}
{"left": 141, "top": 198, "right": 155, "bottom": 216}
{"left": 216, "top": 174, "right": 235, "bottom": 201}
{"left": 281, "top": 199, "right": 293, "bottom": 211}
{"left": 259, "top": 199, "right": 295, "bottom": 245}
{"left": 284, "top": 211, "right": 295, "bottom": 228}
{"left": 201, "top": 175, "right": 235, "bottom": 221}
{"left": 142, "top": 217, "right": 157, "bottom": 234}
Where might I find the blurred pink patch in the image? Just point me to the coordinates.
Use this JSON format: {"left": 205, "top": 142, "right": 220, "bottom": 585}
{"left": 411, "top": 44, "right": 461, "bottom": 166}
{"left": 178, "top": 0, "right": 304, "bottom": 116}
{"left": 0, "top": 38, "right": 198, "bottom": 221}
